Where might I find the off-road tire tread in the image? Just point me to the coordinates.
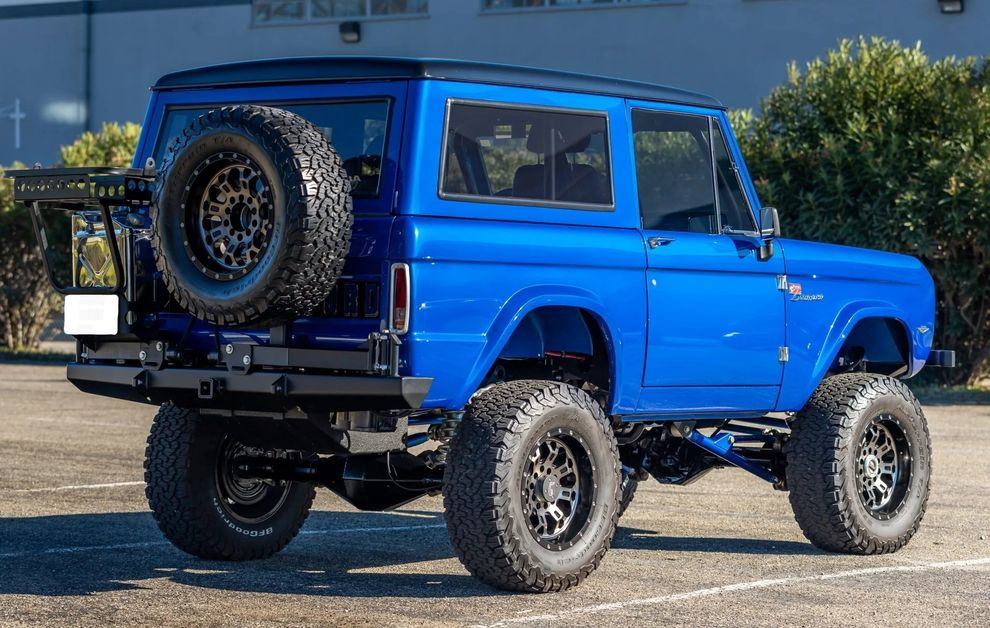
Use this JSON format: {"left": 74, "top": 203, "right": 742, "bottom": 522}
{"left": 153, "top": 104, "right": 352, "bottom": 326}
{"left": 784, "top": 373, "right": 930, "bottom": 554}
{"left": 144, "top": 403, "right": 316, "bottom": 560}
{"left": 618, "top": 475, "right": 638, "bottom": 518}
{"left": 442, "top": 380, "right": 620, "bottom": 593}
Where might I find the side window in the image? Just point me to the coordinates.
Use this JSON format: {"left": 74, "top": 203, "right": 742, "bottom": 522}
{"left": 712, "top": 120, "right": 756, "bottom": 232}
{"left": 632, "top": 109, "right": 716, "bottom": 233}
{"left": 441, "top": 102, "right": 612, "bottom": 207}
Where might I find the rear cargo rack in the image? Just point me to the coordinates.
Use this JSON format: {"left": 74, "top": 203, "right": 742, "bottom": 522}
{"left": 5, "top": 159, "right": 157, "bottom": 296}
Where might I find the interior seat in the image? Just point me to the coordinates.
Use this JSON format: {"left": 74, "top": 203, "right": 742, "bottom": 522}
{"left": 513, "top": 124, "right": 573, "bottom": 200}
{"left": 557, "top": 134, "right": 606, "bottom": 204}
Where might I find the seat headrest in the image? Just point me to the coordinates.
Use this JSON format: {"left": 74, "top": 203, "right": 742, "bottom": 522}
{"left": 567, "top": 133, "right": 591, "bottom": 153}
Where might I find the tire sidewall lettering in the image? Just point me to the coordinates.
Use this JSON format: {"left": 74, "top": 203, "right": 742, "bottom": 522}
{"left": 212, "top": 496, "right": 274, "bottom": 538}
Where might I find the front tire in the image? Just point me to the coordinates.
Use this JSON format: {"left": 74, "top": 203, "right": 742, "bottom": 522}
{"left": 144, "top": 403, "right": 315, "bottom": 560}
{"left": 785, "top": 373, "right": 931, "bottom": 554}
{"left": 443, "top": 380, "right": 621, "bottom": 592}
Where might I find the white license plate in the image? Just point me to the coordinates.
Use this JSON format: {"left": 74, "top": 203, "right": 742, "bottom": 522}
{"left": 64, "top": 294, "right": 120, "bottom": 336}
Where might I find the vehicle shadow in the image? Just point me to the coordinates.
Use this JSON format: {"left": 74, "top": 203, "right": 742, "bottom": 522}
{"left": 0, "top": 511, "right": 820, "bottom": 597}
{"left": 0, "top": 510, "right": 489, "bottom": 598}
{"left": 613, "top": 526, "right": 822, "bottom": 556}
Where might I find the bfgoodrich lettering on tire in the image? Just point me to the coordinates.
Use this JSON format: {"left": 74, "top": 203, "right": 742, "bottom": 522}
{"left": 144, "top": 403, "right": 315, "bottom": 560}
{"left": 784, "top": 373, "right": 931, "bottom": 554}
{"left": 442, "top": 380, "right": 621, "bottom": 592}
{"left": 153, "top": 104, "right": 352, "bottom": 327}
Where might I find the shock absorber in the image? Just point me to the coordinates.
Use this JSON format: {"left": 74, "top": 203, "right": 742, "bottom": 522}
{"left": 425, "top": 411, "right": 462, "bottom": 469}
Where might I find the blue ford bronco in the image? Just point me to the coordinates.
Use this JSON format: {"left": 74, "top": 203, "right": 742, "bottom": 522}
{"left": 8, "top": 57, "right": 955, "bottom": 592}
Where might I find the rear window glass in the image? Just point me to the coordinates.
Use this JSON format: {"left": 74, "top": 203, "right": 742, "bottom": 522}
{"left": 154, "top": 100, "right": 390, "bottom": 197}
{"left": 441, "top": 102, "right": 612, "bottom": 208}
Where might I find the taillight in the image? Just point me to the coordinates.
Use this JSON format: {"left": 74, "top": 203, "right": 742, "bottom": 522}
{"left": 389, "top": 263, "right": 410, "bottom": 334}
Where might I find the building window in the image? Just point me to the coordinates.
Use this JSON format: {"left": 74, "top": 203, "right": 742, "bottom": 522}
{"left": 253, "top": 0, "right": 427, "bottom": 25}
{"left": 483, "top": 0, "right": 673, "bottom": 11}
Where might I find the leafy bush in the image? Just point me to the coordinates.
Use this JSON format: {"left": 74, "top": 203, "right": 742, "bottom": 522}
{"left": 60, "top": 122, "right": 141, "bottom": 168}
{"left": 0, "top": 164, "right": 51, "bottom": 350}
{"left": 734, "top": 37, "right": 990, "bottom": 384}
{"left": 0, "top": 123, "right": 139, "bottom": 350}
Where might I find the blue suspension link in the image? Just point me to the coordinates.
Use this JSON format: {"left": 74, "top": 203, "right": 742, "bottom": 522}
{"left": 680, "top": 425, "right": 780, "bottom": 484}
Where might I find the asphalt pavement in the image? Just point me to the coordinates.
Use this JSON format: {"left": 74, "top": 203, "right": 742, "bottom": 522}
{"left": 1, "top": 363, "right": 988, "bottom": 626}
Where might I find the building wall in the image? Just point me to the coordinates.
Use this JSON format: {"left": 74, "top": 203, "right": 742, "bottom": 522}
{"left": 0, "top": 0, "right": 986, "bottom": 164}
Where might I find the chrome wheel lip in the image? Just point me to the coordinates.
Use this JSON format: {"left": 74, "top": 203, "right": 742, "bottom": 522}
{"left": 855, "top": 414, "right": 912, "bottom": 519}
{"left": 181, "top": 152, "right": 275, "bottom": 282}
{"left": 521, "top": 427, "right": 597, "bottom": 551}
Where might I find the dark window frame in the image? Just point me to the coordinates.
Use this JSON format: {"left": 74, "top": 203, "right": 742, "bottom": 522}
{"left": 152, "top": 97, "right": 393, "bottom": 199}
{"left": 631, "top": 108, "right": 758, "bottom": 235}
{"left": 437, "top": 98, "right": 616, "bottom": 212}
{"left": 631, "top": 107, "right": 717, "bottom": 233}
{"left": 710, "top": 117, "right": 758, "bottom": 234}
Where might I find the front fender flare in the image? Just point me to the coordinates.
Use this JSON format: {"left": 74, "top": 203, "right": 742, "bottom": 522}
{"left": 782, "top": 302, "right": 918, "bottom": 410}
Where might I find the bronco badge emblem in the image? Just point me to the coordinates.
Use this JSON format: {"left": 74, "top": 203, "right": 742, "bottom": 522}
{"left": 788, "top": 282, "right": 824, "bottom": 301}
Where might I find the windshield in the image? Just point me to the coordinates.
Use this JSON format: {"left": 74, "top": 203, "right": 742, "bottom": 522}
{"left": 153, "top": 99, "right": 390, "bottom": 197}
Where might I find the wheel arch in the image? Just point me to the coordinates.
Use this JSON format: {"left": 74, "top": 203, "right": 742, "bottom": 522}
{"left": 456, "top": 290, "right": 623, "bottom": 411}
{"left": 784, "top": 305, "right": 916, "bottom": 411}
{"left": 832, "top": 316, "right": 912, "bottom": 375}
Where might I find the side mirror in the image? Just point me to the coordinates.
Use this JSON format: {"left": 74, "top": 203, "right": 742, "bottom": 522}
{"left": 760, "top": 207, "right": 781, "bottom": 239}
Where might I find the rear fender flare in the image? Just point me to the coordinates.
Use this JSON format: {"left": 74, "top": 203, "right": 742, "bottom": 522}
{"left": 457, "top": 286, "right": 622, "bottom": 410}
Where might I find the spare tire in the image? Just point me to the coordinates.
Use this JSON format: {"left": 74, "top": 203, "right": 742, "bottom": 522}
{"left": 152, "top": 105, "right": 352, "bottom": 326}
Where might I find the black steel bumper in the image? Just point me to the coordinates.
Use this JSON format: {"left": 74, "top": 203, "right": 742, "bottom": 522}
{"left": 66, "top": 362, "right": 432, "bottom": 412}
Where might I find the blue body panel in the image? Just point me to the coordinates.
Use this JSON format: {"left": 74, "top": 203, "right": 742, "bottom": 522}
{"left": 393, "top": 214, "right": 645, "bottom": 414}
{"left": 774, "top": 239, "right": 935, "bottom": 411}
{"left": 640, "top": 231, "right": 785, "bottom": 412}
{"left": 131, "top": 73, "right": 937, "bottom": 420}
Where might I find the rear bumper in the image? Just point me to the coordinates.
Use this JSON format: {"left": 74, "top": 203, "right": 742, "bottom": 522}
{"left": 66, "top": 362, "right": 433, "bottom": 412}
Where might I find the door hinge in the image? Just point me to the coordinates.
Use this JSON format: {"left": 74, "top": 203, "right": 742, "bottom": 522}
{"left": 776, "top": 275, "right": 788, "bottom": 291}
{"left": 778, "top": 346, "right": 790, "bottom": 362}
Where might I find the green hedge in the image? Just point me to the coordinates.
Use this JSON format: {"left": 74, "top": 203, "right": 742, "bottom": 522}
{"left": 734, "top": 37, "right": 990, "bottom": 385}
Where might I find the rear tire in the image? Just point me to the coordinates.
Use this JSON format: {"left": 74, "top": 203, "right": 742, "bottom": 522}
{"left": 443, "top": 380, "right": 621, "bottom": 592}
{"left": 153, "top": 104, "right": 352, "bottom": 326}
{"left": 785, "top": 373, "right": 931, "bottom": 554}
{"left": 144, "top": 403, "right": 315, "bottom": 560}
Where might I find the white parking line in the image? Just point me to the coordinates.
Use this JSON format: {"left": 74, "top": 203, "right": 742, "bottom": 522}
{"left": 0, "top": 541, "right": 168, "bottom": 559}
{"left": 6, "top": 481, "right": 146, "bottom": 494}
{"left": 486, "top": 556, "right": 990, "bottom": 626}
{"left": 301, "top": 523, "right": 444, "bottom": 536}
{"left": 22, "top": 416, "right": 139, "bottom": 428}
{"left": 0, "top": 523, "right": 446, "bottom": 560}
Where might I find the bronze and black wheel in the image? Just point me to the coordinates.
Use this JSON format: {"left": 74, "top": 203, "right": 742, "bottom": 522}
{"left": 443, "top": 380, "right": 621, "bottom": 592}
{"left": 785, "top": 373, "right": 931, "bottom": 554}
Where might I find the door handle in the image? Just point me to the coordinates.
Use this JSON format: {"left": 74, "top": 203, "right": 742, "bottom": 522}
{"left": 648, "top": 236, "right": 676, "bottom": 249}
